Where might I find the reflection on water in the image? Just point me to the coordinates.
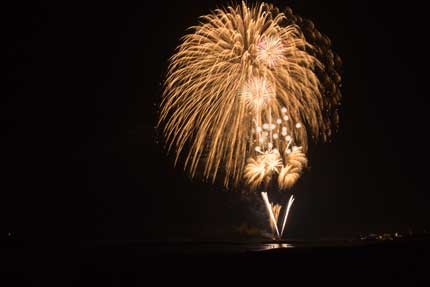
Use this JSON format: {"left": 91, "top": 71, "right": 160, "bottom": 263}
{"left": 260, "top": 243, "right": 294, "bottom": 251}
{"left": 82, "top": 240, "right": 301, "bottom": 255}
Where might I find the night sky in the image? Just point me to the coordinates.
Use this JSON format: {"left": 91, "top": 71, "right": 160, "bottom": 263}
{"left": 5, "top": 0, "right": 429, "bottom": 242}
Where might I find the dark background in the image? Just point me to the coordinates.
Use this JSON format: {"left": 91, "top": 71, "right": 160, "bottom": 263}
{"left": 4, "top": 0, "right": 429, "bottom": 242}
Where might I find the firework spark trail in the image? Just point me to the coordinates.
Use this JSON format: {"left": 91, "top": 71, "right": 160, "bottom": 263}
{"left": 261, "top": 192, "right": 280, "bottom": 238}
{"left": 280, "top": 195, "right": 295, "bottom": 238}
{"left": 270, "top": 203, "right": 282, "bottom": 237}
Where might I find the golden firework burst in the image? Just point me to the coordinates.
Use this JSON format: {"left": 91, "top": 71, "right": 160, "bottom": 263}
{"left": 159, "top": 2, "right": 341, "bottom": 189}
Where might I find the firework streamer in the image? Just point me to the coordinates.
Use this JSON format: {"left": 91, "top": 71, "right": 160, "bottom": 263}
{"left": 280, "top": 195, "right": 295, "bottom": 238}
{"left": 270, "top": 203, "right": 282, "bottom": 238}
{"left": 261, "top": 192, "right": 280, "bottom": 238}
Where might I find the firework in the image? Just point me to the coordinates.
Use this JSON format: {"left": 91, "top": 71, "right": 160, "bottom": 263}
{"left": 159, "top": 2, "right": 342, "bottom": 239}
{"left": 244, "top": 149, "right": 283, "bottom": 190}
{"left": 278, "top": 147, "right": 308, "bottom": 190}
{"left": 261, "top": 192, "right": 280, "bottom": 238}
{"left": 270, "top": 202, "right": 282, "bottom": 238}
{"left": 280, "top": 195, "right": 295, "bottom": 238}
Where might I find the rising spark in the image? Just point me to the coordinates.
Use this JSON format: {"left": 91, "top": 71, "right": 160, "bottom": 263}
{"left": 261, "top": 192, "right": 280, "bottom": 238}
{"left": 280, "top": 195, "right": 295, "bottom": 238}
{"left": 270, "top": 202, "right": 282, "bottom": 238}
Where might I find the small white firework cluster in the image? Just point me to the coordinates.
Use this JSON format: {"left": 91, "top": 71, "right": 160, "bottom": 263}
{"left": 245, "top": 106, "right": 307, "bottom": 190}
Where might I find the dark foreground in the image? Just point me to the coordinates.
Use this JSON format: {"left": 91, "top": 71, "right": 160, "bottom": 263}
{"left": 4, "top": 237, "right": 430, "bottom": 285}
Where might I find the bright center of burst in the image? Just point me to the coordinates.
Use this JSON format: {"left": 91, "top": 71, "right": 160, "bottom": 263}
{"left": 257, "top": 36, "right": 284, "bottom": 68}
{"left": 240, "top": 77, "right": 275, "bottom": 111}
